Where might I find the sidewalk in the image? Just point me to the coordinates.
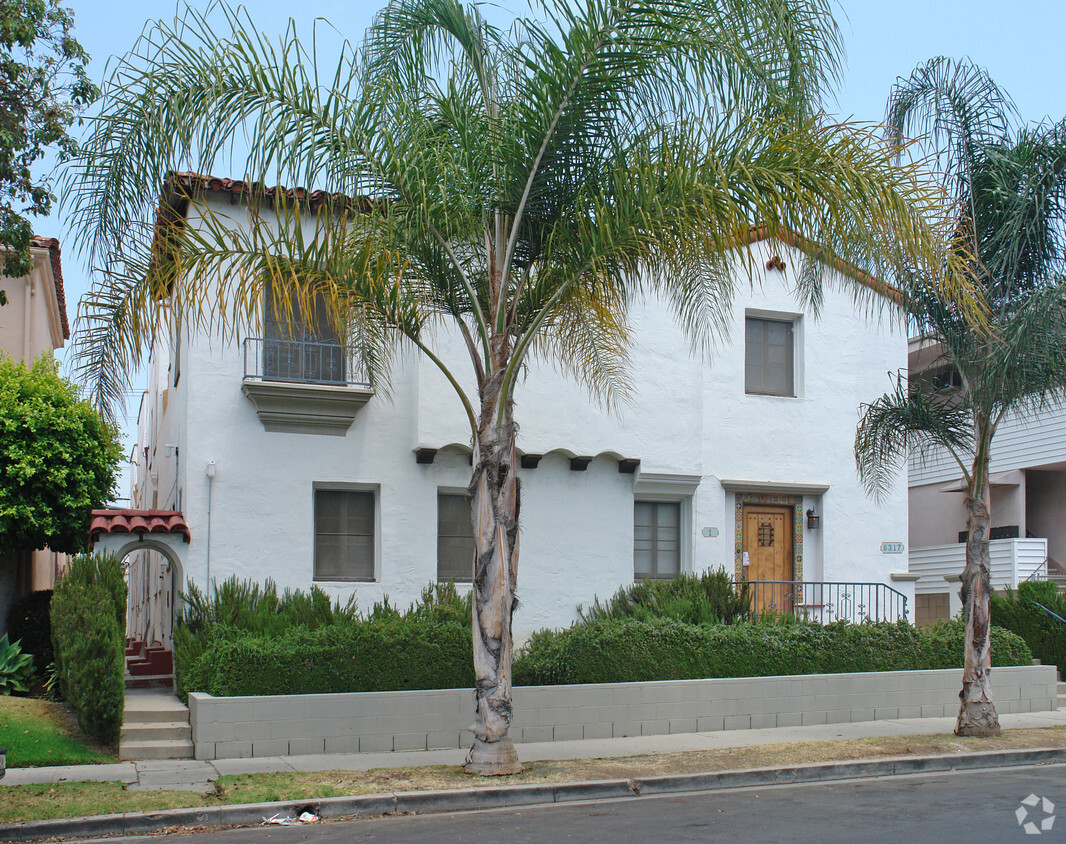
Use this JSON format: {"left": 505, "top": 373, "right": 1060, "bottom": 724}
{"left": 6, "top": 706, "right": 1066, "bottom": 792}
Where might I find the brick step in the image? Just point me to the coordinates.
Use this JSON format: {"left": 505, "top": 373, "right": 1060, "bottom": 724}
{"left": 119, "top": 738, "right": 194, "bottom": 761}
{"left": 121, "top": 721, "right": 191, "bottom": 742}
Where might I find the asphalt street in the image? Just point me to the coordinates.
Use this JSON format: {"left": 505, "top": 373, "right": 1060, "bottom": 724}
{"left": 97, "top": 763, "right": 1066, "bottom": 844}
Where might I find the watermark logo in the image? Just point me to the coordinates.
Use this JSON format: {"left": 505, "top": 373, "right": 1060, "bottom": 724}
{"left": 1016, "top": 794, "right": 1056, "bottom": 835}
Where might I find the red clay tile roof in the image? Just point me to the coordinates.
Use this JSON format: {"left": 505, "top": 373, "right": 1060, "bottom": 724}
{"left": 89, "top": 509, "right": 190, "bottom": 544}
{"left": 156, "top": 173, "right": 900, "bottom": 305}
{"left": 163, "top": 171, "right": 373, "bottom": 212}
{"left": 30, "top": 235, "right": 70, "bottom": 339}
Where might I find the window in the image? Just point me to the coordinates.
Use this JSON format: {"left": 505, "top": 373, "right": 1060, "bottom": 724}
{"left": 263, "top": 278, "right": 345, "bottom": 383}
{"left": 314, "top": 489, "right": 375, "bottom": 581}
{"left": 745, "top": 316, "right": 795, "bottom": 396}
{"left": 437, "top": 493, "right": 475, "bottom": 582}
{"left": 634, "top": 501, "right": 680, "bottom": 579}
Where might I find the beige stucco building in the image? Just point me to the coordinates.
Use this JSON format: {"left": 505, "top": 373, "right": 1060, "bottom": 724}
{"left": 0, "top": 236, "right": 70, "bottom": 632}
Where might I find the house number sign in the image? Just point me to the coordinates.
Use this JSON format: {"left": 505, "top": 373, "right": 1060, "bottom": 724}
{"left": 880, "top": 542, "right": 905, "bottom": 554}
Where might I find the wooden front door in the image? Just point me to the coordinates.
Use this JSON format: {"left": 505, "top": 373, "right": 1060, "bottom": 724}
{"left": 742, "top": 505, "right": 794, "bottom": 615}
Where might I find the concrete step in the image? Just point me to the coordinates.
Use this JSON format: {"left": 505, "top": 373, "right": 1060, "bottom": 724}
{"left": 124, "top": 689, "right": 189, "bottom": 724}
{"left": 121, "top": 721, "right": 192, "bottom": 742}
{"left": 1058, "top": 682, "right": 1065, "bottom": 709}
{"left": 119, "top": 738, "right": 194, "bottom": 761}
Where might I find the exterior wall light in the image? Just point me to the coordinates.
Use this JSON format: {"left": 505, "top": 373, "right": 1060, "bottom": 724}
{"left": 806, "top": 508, "right": 820, "bottom": 530}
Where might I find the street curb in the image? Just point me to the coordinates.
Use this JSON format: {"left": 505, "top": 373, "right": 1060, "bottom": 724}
{"left": 2, "top": 747, "right": 1065, "bottom": 841}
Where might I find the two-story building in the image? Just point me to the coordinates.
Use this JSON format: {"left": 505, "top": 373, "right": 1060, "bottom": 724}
{"left": 0, "top": 236, "right": 71, "bottom": 632}
{"left": 907, "top": 336, "right": 1066, "bottom": 625}
{"left": 113, "top": 175, "right": 914, "bottom": 647}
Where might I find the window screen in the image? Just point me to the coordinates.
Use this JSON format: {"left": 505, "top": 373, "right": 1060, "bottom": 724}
{"left": 634, "top": 500, "right": 681, "bottom": 579}
{"left": 314, "top": 489, "right": 375, "bottom": 580}
{"left": 437, "top": 493, "right": 475, "bottom": 582}
{"left": 745, "top": 317, "right": 795, "bottom": 396}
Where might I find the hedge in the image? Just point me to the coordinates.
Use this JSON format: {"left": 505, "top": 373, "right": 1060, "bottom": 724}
{"left": 512, "top": 618, "right": 1033, "bottom": 686}
{"left": 50, "top": 554, "right": 126, "bottom": 745}
{"left": 175, "top": 580, "right": 473, "bottom": 699}
{"left": 991, "top": 582, "right": 1066, "bottom": 672}
{"left": 181, "top": 618, "right": 473, "bottom": 697}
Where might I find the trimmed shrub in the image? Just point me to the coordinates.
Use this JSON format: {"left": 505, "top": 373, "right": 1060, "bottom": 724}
{"left": 173, "top": 576, "right": 361, "bottom": 700}
{"left": 182, "top": 617, "right": 474, "bottom": 697}
{"left": 991, "top": 582, "right": 1066, "bottom": 672}
{"left": 578, "top": 569, "right": 752, "bottom": 626}
{"left": 50, "top": 554, "right": 126, "bottom": 745}
{"left": 175, "top": 579, "right": 472, "bottom": 700}
{"left": 7, "top": 589, "right": 53, "bottom": 673}
{"left": 513, "top": 618, "right": 1032, "bottom": 686}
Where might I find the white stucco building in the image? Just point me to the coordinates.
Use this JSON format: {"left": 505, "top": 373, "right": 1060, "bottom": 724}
{"left": 118, "top": 176, "right": 913, "bottom": 644}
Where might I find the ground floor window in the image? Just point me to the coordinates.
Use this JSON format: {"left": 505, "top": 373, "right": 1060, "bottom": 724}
{"left": 634, "top": 500, "right": 681, "bottom": 579}
{"left": 437, "top": 492, "right": 475, "bottom": 582}
{"left": 314, "top": 488, "right": 375, "bottom": 581}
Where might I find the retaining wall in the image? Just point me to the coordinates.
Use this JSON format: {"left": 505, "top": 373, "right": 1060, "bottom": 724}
{"left": 188, "top": 665, "right": 1058, "bottom": 760}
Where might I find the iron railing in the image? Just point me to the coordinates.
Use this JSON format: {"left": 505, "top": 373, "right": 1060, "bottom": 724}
{"left": 1034, "top": 602, "right": 1066, "bottom": 627}
{"left": 742, "top": 580, "right": 909, "bottom": 624}
{"left": 243, "top": 337, "right": 370, "bottom": 387}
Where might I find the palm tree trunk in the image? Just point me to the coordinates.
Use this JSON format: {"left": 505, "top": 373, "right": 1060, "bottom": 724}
{"left": 955, "top": 471, "right": 1000, "bottom": 736}
{"left": 464, "top": 373, "right": 523, "bottom": 775}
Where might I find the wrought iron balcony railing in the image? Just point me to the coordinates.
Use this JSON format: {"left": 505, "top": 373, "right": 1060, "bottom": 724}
{"left": 742, "top": 580, "right": 909, "bottom": 624}
{"left": 243, "top": 337, "right": 370, "bottom": 387}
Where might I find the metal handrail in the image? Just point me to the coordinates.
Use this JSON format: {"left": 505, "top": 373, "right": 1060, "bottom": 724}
{"left": 1033, "top": 602, "right": 1066, "bottom": 627}
{"left": 741, "top": 580, "right": 909, "bottom": 624}
{"left": 242, "top": 337, "right": 370, "bottom": 387}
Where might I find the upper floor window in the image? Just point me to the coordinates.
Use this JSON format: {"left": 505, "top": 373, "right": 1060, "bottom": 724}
{"left": 745, "top": 316, "right": 795, "bottom": 397}
{"left": 263, "top": 279, "right": 345, "bottom": 384}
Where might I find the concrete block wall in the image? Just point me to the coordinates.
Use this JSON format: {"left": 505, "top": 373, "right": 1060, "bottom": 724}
{"left": 189, "top": 665, "right": 1058, "bottom": 760}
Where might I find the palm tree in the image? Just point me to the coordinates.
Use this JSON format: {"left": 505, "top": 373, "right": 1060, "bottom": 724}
{"left": 66, "top": 0, "right": 960, "bottom": 773}
{"left": 855, "top": 57, "right": 1066, "bottom": 737}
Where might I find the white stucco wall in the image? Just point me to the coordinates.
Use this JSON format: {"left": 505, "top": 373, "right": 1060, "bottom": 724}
{"left": 132, "top": 198, "right": 910, "bottom": 635}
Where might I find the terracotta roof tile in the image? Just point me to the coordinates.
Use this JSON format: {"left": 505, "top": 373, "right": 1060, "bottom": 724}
{"left": 89, "top": 509, "right": 190, "bottom": 544}
{"left": 30, "top": 235, "right": 70, "bottom": 339}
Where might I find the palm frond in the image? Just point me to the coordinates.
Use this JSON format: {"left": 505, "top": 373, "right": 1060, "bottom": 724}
{"left": 855, "top": 372, "right": 975, "bottom": 504}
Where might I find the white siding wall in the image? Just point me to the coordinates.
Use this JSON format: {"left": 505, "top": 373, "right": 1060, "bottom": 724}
{"left": 909, "top": 538, "right": 1048, "bottom": 594}
{"left": 909, "top": 399, "right": 1066, "bottom": 486}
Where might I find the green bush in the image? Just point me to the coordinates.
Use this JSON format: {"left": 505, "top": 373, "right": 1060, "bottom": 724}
{"left": 175, "top": 579, "right": 472, "bottom": 699}
{"left": 183, "top": 617, "right": 473, "bottom": 697}
{"left": 50, "top": 554, "right": 126, "bottom": 745}
{"left": 578, "top": 569, "right": 752, "bottom": 626}
{"left": 7, "top": 589, "right": 53, "bottom": 673}
{"left": 0, "top": 633, "right": 34, "bottom": 693}
{"left": 991, "top": 582, "right": 1066, "bottom": 672}
{"left": 513, "top": 618, "right": 1032, "bottom": 686}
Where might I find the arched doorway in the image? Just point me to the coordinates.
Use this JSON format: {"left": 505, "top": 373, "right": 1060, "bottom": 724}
{"left": 89, "top": 510, "right": 190, "bottom": 682}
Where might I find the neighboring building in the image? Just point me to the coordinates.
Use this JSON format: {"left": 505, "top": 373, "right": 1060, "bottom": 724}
{"left": 0, "top": 236, "right": 71, "bottom": 632}
{"left": 907, "top": 335, "right": 1066, "bottom": 626}
{"left": 121, "top": 175, "right": 913, "bottom": 644}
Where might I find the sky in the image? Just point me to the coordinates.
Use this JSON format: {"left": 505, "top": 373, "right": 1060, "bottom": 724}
{"left": 40, "top": 0, "right": 1066, "bottom": 456}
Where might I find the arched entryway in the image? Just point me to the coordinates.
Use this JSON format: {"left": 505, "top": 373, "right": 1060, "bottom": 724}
{"left": 89, "top": 510, "right": 190, "bottom": 684}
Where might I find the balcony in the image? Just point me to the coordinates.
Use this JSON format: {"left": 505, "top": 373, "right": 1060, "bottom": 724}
{"left": 909, "top": 537, "right": 1049, "bottom": 595}
{"left": 241, "top": 337, "right": 374, "bottom": 436}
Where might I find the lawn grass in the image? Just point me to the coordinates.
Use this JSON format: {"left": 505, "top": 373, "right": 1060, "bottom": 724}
{"left": 0, "top": 696, "right": 115, "bottom": 768}
{"left": 1, "top": 725, "right": 1064, "bottom": 824}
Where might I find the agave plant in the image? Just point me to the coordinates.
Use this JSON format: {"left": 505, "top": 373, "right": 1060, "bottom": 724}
{"left": 0, "top": 634, "right": 34, "bottom": 695}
